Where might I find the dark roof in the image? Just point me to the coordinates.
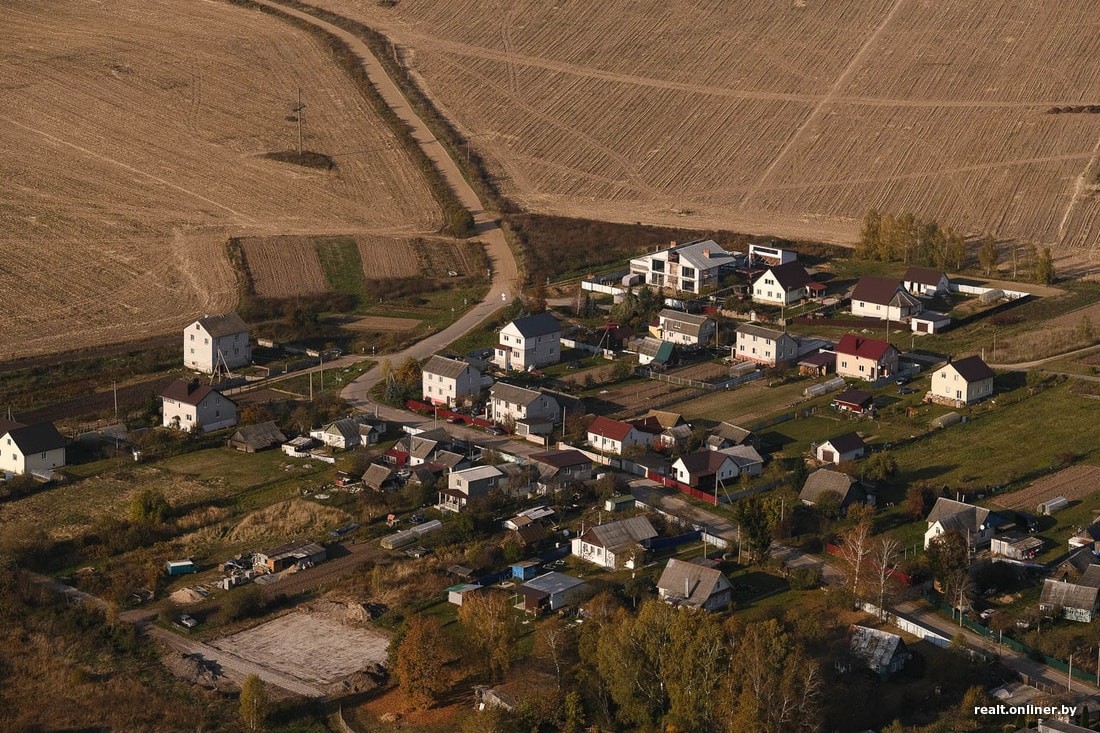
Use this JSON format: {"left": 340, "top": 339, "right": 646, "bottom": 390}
{"left": 823, "top": 432, "right": 865, "bottom": 454}
{"left": 657, "top": 558, "right": 730, "bottom": 608}
{"left": 676, "top": 450, "right": 733, "bottom": 478}
{"left": 1040, "top": 578, "right": 1100, "bottom": 611}
{"left": 834, "top": 388, "right": 874, "bottom": 407}
{"left": 362, "top": 463, "right": 396, "bottom": 490}
{"left": 800, "top": 469, "right": 862, "bottom": 505}
{"left": 194, "top": 312, "right": 249, "bottom": 338}
{"left": 160, "top": 379, "right": 231, "bottom": 407}
{"left": 529, "top": 449, "right": 592, "bottom": 469}
{"left": 490, "top": 382, "right": 544, "bottom": 406}
{"left": 581, "top": 516, "right": 658, "bottom": 552}
{"left": 229, "top": 421, "right": 286, "bottom": 449}
{"left": 637, "top": 337, "right": 675, "bottom": 363}
{"left": 851, "top": 276, "right": 906, "bottom": 305}
{"left": 836, "top": 334, "right": 895, "bottom": 361}
{"left": 508, "top": 312, "right": 561, "bottom": 338}
{"left": 799, "top": 351, "right": 835, "bottom": 367}
{"left": 903, "top": 266, "right": 948, "bottom": 287}
{"left": 0, "top": 418, "right": 25, "bottom": 434}
{"left": 947, "top": 355, "right": 995, "bottom": 382}
{"left": 513, "top": 523, "right": 550, "bottom": 546}
{"left": 423, "top": 354, "right": 474, "bottom": 379}
{"left": 4, "top": 422, "right": 66, "bottom": 453}
{"left": 711, "top": 422, "right": 754, "bottom": 445}
{"left": 766, "top": 261, "right": 812, "bottom": 290}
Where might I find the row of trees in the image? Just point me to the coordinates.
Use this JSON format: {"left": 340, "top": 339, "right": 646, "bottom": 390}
{"left": 859, "top": 209, "right": 1056, "bottom": 284}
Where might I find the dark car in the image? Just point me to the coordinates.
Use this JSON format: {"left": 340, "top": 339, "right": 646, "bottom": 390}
{"left": 1016, "top": 511, "right": 1041, "bottom": 533}
{"left": 446, "top": 415, "right": 464, "bottom": 424}
{"left": 486, "top": 426, "right": 505, "bottom": 436}
{"left": 895, "top": 374, "right": 911, "bottom": 386}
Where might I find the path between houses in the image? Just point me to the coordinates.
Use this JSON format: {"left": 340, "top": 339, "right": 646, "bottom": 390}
{"left": 990, "top": 342, "right": 1100, "bottom": 371}
{"left": 242, "top": 0, "right": 521, "bottom": 411}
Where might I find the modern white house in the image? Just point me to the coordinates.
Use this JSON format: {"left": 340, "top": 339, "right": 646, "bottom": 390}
{"left": 422, "top": 355, "right": 481, "bottom": 407}
{"left": 159, "top": 379, "right": 238, "bottom": 433}
{"left": 0, "top": 420, "right": 66, "bottom": 477}
{"left": 656, "top": 309, "right": 714, "bottom": 347}
{"left": 850, "top": 276, "right": 923, "bottom": 321}
{"left": 586, "top": 416, "right": 657, "bottom": 455}
{"left": 628, "top": 239, "right": 738, "bottom": 294}
{"left": 928, "top": 356, "right": 995, "bottom": 407}
{"left": 748, "top": 243, "right": 798, "bottom": 266}
{"left": 494, "top": 312, "right": 561, "bottom": 371}
{"left": 183, "top": 313, "right": 251, "bottom": 375}
{"left": 903, "top": 266, "right": 950, "bottom": 297}
{"left": 734, "top": 323, "right": 799, "bottom": 367}
{"left": 489, "top": 383, "right": 559, "bottom": 424}
{"left": 751, "top": 261, "right": 812, "bottom": 306}
{"left": 835, "top": 334, "right": 899, "bottom": 381}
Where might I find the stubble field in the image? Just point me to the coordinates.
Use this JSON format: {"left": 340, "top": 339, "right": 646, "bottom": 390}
{"left": 1, "top": 0, "right": 439, "bottom": 359}
{"left": 307, "top": 0, "right": 1100, "bottom": 249}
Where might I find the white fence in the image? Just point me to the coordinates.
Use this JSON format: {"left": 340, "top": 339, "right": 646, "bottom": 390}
{"left": 951, "top": 283, "right": 1029, "bottom": 300}
{"left": 581, "top": 280, "right": 625, "bottom": 296}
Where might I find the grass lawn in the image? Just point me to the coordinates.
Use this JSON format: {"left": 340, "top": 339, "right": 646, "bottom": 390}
{"left": 268, "top": 359, "right": 374, "bottom": 398}
{"left": 671, "top": 378, "right": 814, "bottom": 426}
{"left": 314, "top": 236, "right": 368, "bottom": 295}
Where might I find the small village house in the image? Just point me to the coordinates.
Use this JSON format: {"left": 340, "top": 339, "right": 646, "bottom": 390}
{"left": 422, "top": 355, "right": 481, "bottom": 407}
{"left": 902, "top": 266, "right": 950, "bottom": 297}
{"left": 672, "top": 451, "right": 740, "bottom": 491}
{"left": 800, "top": 469, "right": 866, "bottom": 512}
{"left": 733, "top": 323, "right": 799, "bottom": 367}
{"left": 990, "top": 532, "right": 1043, "bottom": 561}
{"left": 159, "top": 379, "right": 237, "bottom": 433}
{"left": 184, "top": 312, "right": 251, "bottom": 375}
{"left": 705, "top": 422, "right": 756, "bottom": 450}
{"left": 586, "top": 415, "right": 657, "bottom": 456}
{"left": 716, "top": 444, "right": 765, "bottom": 476}
{"left": 572, "top": 516, "right": 657, "bottom": 569}
{"left": 310, "top": 415, "right": 380, "bottom": 450}
{"left": 924, "top": 497, "right": 997, "bottom": 549}
{"left": 517, "top": 572, "right": 588, "bottom": 614}
{"left": 254, "top": 540, "right": 326, "bottom": 573}
{"left": 928, "top": 355, "right": 995, "bottom": 407}
{"left": 848, "top": 626, "right": 912, "bottom": 680}
{"left": 629, "top": 239, "right": 737, "bottom": 294}
{"left": 835, "top": 334, "right": 899, "bottom": 381}
{"left": 227, "top": 421, "right": 286, "bottom": 453}
{"left": 0, "top": 419, "right": 66, "bottom": 477}
{"left": 439, "top": 464, "right": 503, "bottom": 513}
{"left": 656, "top": 558, "right": 732, "bottom": 611}
{"left": 362, "top": 463, "right": 400, "bottom": 492}
{"left": 489, "top": 383, "right": 560, "bottom": 424}
{"left": 528, "top": 449, "right": 594, "bottom": 489}
{"left": 850, "top": 276, "right": 923, "bottom": 321}
{"left": 751, "top": 261, "right": 812, "bottom": 306}
{"left": 493, "top": 312, "right": 561, "bottom": 371}
{"left": 831, "top": 388, "right": 875, "bottom": 416}
{"left": 1040, "top": 566, "right": 1100, "bottom": 623}
{"left": 635, "top": 337, "right": 677, "bottom": 368}
{"left": 656, "top": 309, "right": 715, "bottom": 347}
{"left": 815, "top": 432, "right": 866, "bottom": 464}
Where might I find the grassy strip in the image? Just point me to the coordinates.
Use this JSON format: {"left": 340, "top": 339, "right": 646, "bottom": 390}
{"left": 228, "top": 0, "right": 473, "bottom": 237}
{"left": 314, "top": 235, "right": 368, "bottom": 295}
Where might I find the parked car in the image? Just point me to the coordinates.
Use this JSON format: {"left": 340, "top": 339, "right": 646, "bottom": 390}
{"left": 446, "top": 415, "right": 464, "bottom": 424}
{"left": 177, "top": 614, "right": 199, "bottom": 629}
{"left": 1015, "top": 511, "right": 1041, "bottom": 533}
{"left": 895, "top": 374, "right": 911, "bottom": 386}
{"left": 486, "top": 426, "right": 505, "bottom": 436}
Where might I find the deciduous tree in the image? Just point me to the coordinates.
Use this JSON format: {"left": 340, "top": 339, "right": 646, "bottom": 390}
{"left": 458, "top": 591, "right": 518, "bottom": 680}
{"left": 396, "top": 616, "right": 452, "bottom": 707}
{"left": 732, "top": 496, "right": 773, "bottom": 563}
{"left": 239, "top": 674, "right": 268, "bottom": 732}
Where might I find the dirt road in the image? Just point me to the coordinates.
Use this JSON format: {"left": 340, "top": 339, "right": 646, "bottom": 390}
{"left": 243, "top": 0, "right": 520, "bottom": 406}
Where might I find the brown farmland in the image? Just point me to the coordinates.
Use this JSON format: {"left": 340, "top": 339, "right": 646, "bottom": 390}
{"left": 309, "top": 0, "right": 1100, "bottom": 249}
{"left": 240, "top": 236, "right": 329, "bottom": 298}
{"left": 2, "top": 0, "right": 438, "bottom": 358}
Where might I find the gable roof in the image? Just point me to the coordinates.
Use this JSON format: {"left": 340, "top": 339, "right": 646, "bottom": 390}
{"left": 835, "top": 334, "right": 895, "bottom": 361}
{"left": 490, "top": 382, "right": 544, "bottom": 407}
{"left": 762, "top": 261, "right": 812, "bottom": 290}
{"left": 507, "top": 312, "right": 561, "bottom": 338}
{"left": 3, "top": 422, "right": 66, "bottom": 454}
{"left": 946, "top": 355, "right": 995, "bottom": 382}
{"left": 711, "top": 422, "right": 754, "bottom": 446}
{"left": 512, "top": 523, "right": 550, "bottom": 546}
{"left": 800, "top": 469, "right": 861, "bottom": 504}
{"left": 834, "top": 388, "right": 874, "bottom": 408}
{"left": 849, "top": 625, "right": 908, "bottom": 671}
{"left": 851, "top": 276, "right": 908, "bottom": 305}
{"left": 229, "top": 421, "right": 286, "bottom": 449}
{"left": 1041, "top": 578, "right": 1100, "bottom": 611}
{"left": 657, "top": 558, "right": 730, "bottom": 608}
{"left": 423, "top": 354, "right": 474, "bottom": 379}
{"left": 926, "top": 497, "right": 991, "bottom": 528}
{"left": 736, "top": 323, "right": 793, "bottom": 341}
{"left": 675, "top": 450, "right": 734, "bottom": 478}
{"left": 324, "top": 416, "right": 365, "bottom": 443}
{"left": 717, "top": 444, "right": 764, "bottom": 468}
{"left": 409, "top": 432, "right": 448, "bottom": 460}
{"left": 658, "top": 309, "right": 711, "bottom": 338}
{"left": 903, "top": 266, "right": 948, "bottom": 287}
{"left": 1079, "top": 564, "right": 1100, "bottom": 589}
{"left": 193, "top": 312, "right": 249, "bottom": 338}
{"left": 822, "top": 432, "right": 865, "bottom": 454}
{"left": 587, "top": 415, "right": 638, "bottom": 442}
{"left": 529, "top": 449, "right": 592, "bottom": 469}
{"left": 664, "top": 239, "right": 736, "bottom": 269}
{"left": 645, "top": 410, "right": 687, "bottom": 429}
{"left": 581, "top": 516, "right": 658, "bottom": 552}
{"left": 362, "top": 463, "right": 396, "bottom": 490}
{"left": 637, "top": 337, "right": 675, "bottom": 363}
{"left": 160, "top": 379, "right": 231, "bottom": 407}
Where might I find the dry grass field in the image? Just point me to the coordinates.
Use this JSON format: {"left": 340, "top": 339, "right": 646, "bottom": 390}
{"left": 992, "top": 464, "right": 1100, "bottom": 510}
{"left": 1, "top": 0, "right": 439, "bottom": 358}
{"left": 309, "top": 0, "right": 1100, "bottom": 249}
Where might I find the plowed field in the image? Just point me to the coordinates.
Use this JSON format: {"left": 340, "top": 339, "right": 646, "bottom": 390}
{"left": 307, "top": 0, "right": 1100, "bottom": 249}
{"left": 1, "top": 0, "right": 438, "bottom": 358}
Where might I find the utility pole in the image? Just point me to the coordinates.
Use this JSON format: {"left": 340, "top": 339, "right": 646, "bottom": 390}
{"left": 293, "top": 87, "right": 305, "bottom": 155}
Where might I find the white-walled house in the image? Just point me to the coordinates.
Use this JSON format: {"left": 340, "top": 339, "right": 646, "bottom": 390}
{"left": 184, "top": 313, "right": 251, "bottom": 374}
{"left": 494, "top": 312, "right": 561, "bottom": 371}
{"left": 850, "top": 277, "right": 922, "bottom": 321}
{"left": 159, "top": 379, "right": 238, "bottom": 433}
{"left": 816, "top": 432, "right": 866, "bottom": 464}
{"left": 572, "top": 516, "right": 657, "bottom": 569}
{"left": 929, "top": 356, "right": 995, "bottom": 406}
{"left": 734, "top": 323, "right": 798, "bottom": 367}
{"left": 903, "top": 266, "right": 950, "bottom": 297}
{"left": 751, "top": 262, "right": 812, "bottom": 306}
{"left": 422, "top": 355, "right": 481, "bottom": 407}
{"left": 657, "top": 309, "right": 714, "bottom": 347}
{"left": 489, "top": 383, "right": 560, "bottom": 424}
{"left": 629, "top": 239, "right": 737, "bottom": 294}
{"left": 0, "top": 420, "right": 66, "bottom": 477}
{"left": 586, "top": 416, "right": 656, "bottom": 455}
{"left": 835, "top": 334, "right": 899, "bottom": 381}
{"left": 924, "top": 497, "right": 995, "bottom": 549}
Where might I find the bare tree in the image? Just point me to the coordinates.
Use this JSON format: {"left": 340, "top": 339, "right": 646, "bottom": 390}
{"left": 871, "top": 536, "right": 902, "bottom": 618}
{"left": 836, "top": 508, "right": 875, "bottom": 600}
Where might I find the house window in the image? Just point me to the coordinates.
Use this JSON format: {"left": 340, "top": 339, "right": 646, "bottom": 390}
{"left": 41, "top": 452, "right": 46, "bottom": 459}
{"left": 189, "top": 348, "right": 194, "bottom": 354}
{"left": 204, "top": 337, "right": 209, "bottom": 344}
{"left": 190, "top": 334, "right": 194, "bottom": 341}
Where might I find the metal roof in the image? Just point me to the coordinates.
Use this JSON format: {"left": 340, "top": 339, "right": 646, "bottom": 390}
{"left": 491, "top": 382, "right": 544, "bottom": 406}
{"left": 522, "top": 571, "right": 586, "bottom": 595}
{"left": 1041, "top": 578, "right": 1100, "bottom": 611}
{"left": 849, "top": 625, "right": 907, "bottom": 672}
{"left": 423, "top": 354, "right": 475, "bottom": 379}
{"left": 657, "top": 558, "right": 729, "bottom": 608}
{"left": 193, "top": 312, "right": 249, "bottom": 338}
{"left": 581, "top": 516, "right": 657, "bottom": 553}
{"left": 507, "top": 311, "right": 561, "bottom": 338}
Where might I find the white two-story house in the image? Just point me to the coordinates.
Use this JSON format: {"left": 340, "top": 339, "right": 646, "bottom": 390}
{"left": 929, "top": 356, "right": 995, "bottom": 407}
{"left": 489, "top": 383, "right": 560, "bottom": 424}
{"left": 494, "top": 312, "right": 561, "bottom": 371}
{"left": 586, "top": 416, "right": 657, "bottom": 456}
{"left": 0, "top": 419, "right": 66, "bottom": 476}
{"left": 734, "top": 323, "right": 799, "bottom": 367}
{"left": 184, "top": 313, "right": 251, "bottom": 375}
{"left": 629, "top": 239, "right": 737, "bottom": 294}
{"left": 656, "top": 309, "right": 715, "bottom": 347}
{"left": 751, "top": 261, "right": 812, "bottom": 306}
{"left": 422, "top": 355, "right": 481, "bottom": 407}
{"left": 160, "top": 379, "right": 238, "bottom": 433}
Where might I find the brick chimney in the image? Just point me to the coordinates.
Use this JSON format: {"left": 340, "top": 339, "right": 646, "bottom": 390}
{"left": 703, "top": 248, "right": 712, "bottom": 259}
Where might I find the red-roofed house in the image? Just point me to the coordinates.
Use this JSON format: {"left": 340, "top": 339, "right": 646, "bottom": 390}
{"left": 587, "top": 416, "right": 655, "bottom": 456}
{"left": 159, "top": 379, "right": 238, "bottom": 432}
{"left": 835, "top": 335, "right": 899, "bottom": 381}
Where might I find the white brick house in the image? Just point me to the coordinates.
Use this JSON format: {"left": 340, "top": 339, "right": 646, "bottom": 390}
{"left": 929, "top": 356, "right": 995, "bottom": 406}
{"left": 0, "top": 420, "right": 66, "bottom": 476}
{"left": 734, "top": 323, "right": 798, "bottom": 367}
{"left": 751, "top": 262, "right": 812, "bottom": 306}
{"left": 159, "top": 379, "right": 238, "bottom": 433}
{"left": 629, "top": 239, "right": 737, "bottom": 294}
{"left": 489, "top": 383, "right": 559, "bottom": 424}
{"left": 422, "top": 355, "right": 481, "bottom": 407}
{"left": 184, "top": 313, "right": 251, "bottom": 374}
{"left": 494, "top": 312, "right": 561, "bottom": 371}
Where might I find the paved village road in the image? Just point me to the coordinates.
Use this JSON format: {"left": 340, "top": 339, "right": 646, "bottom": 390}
{"left": 244, "top": 0, "right": 521, "bottom": 408}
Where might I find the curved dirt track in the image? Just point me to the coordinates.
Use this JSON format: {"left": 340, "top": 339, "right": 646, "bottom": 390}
{"left": 244, "top": 0, "right": 520, "bottom": 402}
